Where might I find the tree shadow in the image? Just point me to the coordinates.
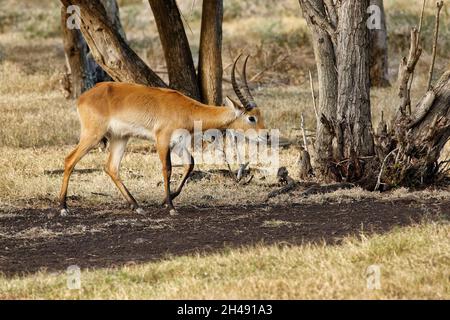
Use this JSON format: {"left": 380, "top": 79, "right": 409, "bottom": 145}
{"left": 0, "top": 198, "right": 448, "bottom": 277}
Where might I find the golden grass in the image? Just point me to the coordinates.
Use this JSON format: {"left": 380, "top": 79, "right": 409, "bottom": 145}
{"left": 1, "top": 222, "right": 448, "bottom": 299}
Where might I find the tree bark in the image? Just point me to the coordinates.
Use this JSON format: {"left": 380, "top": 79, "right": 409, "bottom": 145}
{"left": 409, "top": 71, "right": 450, "bottom": 160}
{"left": 336, "top": 0, "right": 374, "bottom": 159}
{"left": 299, "top": 0, "right": 338, "bottom": 179}
{"left": 299, "top": 0, "right": 450, "bottom": 187}
{"left": 101, "top": 0, "right": 126, "bottom": 41}
{"left": 300, "top": 0, "right": 375, "bottom": 182}
{"left": 198, "top": 0, "right": 223, "bottom": 105}
{"left": 148, "top": 0, "right": 200, "bottom": 100}
{"left": 61, "top": 0, "right": 129, "bottom": 98}
{"left": 61, "top": 5, "right": 95, "bottom": 98}
{"left": 60, "top": 0, "right": 166, "bottom": 87}
{"left": 369, "top": 0, "right": 390, "bottom": 87}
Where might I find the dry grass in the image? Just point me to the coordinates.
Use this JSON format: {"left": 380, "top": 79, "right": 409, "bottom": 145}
{"left": 1, "top": 222, "right": 448, "bottom": 299}
{"left": 0, "top": 0, "right": 448, "bottom": 216}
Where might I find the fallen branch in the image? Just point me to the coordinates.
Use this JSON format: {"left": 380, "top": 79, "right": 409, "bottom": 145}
{"left": 44, "top": 168, "right": 102, "bottom": 175}
{"left": 266, "top": 167, "right": 298, "bottom": 200}
{"left": 299, "top": 183, "right": 355, "bottom": 197}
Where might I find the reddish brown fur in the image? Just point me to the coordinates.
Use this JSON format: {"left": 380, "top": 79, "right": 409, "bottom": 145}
{"left": 59, "top": 82, "right": 265, "bottom": 215}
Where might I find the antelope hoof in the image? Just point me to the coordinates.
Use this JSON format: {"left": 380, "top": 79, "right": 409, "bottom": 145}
{"left": 135, "top": 207, "right": 145, "bottom": 215}
{"left": 169, "top": 208, "right": 179, "bottom": 216}
{"left": 60, "top": 208, "right": 70, "bottom": 217}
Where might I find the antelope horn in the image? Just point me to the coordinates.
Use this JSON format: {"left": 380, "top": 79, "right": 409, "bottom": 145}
{"left": 242, "top": 55, "right": 257, "bottom": 110}
{"left": 231, "top": 54, "right": 250, "bottom": 108}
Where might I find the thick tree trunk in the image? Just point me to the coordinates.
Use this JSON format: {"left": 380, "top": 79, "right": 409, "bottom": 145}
{"left": 60, "top": 0, "right": 166, "bottom": 87}
{"left": 336, "top": 0, "right": 374, "bottom": 160}
{"left": 61, "top": 5, "right": 95, "bottom": 98}
{"left": 300, "top": 0, "right": 449, "bottom": 187}
{"left": 198, "top": 0, "right": 223, "bottom": 105}
{"left": 148, "top": 0, "right": 200, "bottom": 100}
{"left": 101, "top": 0, "right": 126, "bottom": 41}
{"left": 299, "top": 0, "right": 338, "bottom": 179}
{"left": 300, "top": 0, "right": 375, "bottom": 182}
{"left": 369, "top": 0, "right": 390, "bottom": 87}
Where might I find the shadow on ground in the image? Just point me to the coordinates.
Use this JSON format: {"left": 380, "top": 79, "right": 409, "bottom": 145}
{"left": 0, "top": 198, "right": 448, "bottom": 276}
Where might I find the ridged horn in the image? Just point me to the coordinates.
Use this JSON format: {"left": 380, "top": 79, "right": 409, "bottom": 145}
{"left": 231, "top": 54, "right": 250, "bottom": 109}
{"left": 242, "top": 55, "right": 257, "bottom": 110}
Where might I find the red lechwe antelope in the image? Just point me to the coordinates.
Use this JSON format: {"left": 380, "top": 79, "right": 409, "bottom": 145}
{"left": 59, "top": 56, "right": 267, "bottom": 216}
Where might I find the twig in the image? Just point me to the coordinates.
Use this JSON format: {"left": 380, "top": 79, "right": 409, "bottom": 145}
{"left": 374, "top": 148, "right": 398, "bottom": 191}
{"left": 300, "top": 183, "right": 354, "bottom": 197}
{"left": 427, "top": 1, "right": 444, "bottom": 91}
{"left": 249, "top": 55, "right": 290, "bottom": 82}
{"left": 417, "top": 0, "right": 427, "bottom": 45}
{"left": 236, "top": 162, "right": 249, "bottom": 182}
{"left": 300, "top": 113, "right": 309, "bottom": 152}
{"left": 396, "top": 28, "right": 422, "bottom": 117}
{"left": 308, "top": 70, "right": 319, "bottom": 121}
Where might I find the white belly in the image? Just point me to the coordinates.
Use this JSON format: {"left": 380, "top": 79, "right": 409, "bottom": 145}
{"left": 108, "top": 118, "right": 153, "bottom": 140}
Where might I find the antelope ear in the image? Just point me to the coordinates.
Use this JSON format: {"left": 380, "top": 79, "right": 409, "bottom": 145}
{"left": 225, "top": 96, "right": 245, "bottom": 114}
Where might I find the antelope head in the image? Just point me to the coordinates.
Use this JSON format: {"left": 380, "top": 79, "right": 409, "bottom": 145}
{"left": 225, "top": 55, "right": 266, "bottom": 135}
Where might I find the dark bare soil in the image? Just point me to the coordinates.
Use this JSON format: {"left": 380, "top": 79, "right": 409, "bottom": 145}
{"left": 0, "top": 199, "right": 448, "bottom": 276}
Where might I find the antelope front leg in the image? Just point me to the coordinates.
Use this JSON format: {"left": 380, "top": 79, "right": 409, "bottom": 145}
{"left": 156, "top": 135, "right": 177, "bottom": 215}
{"left": 160, "top": 149, "right": 194, "bottom": 205}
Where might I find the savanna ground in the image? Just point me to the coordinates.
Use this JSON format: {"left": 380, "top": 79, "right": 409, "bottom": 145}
{"left": 0, "top": 0, "right": 449, "bottom": 299}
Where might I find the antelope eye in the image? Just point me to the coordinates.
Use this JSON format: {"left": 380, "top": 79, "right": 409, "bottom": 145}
{"left": 247, "top": 116, "right": 257, "bottom": 124}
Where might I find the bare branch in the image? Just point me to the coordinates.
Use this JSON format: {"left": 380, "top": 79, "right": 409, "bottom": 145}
{"left": 407, "top": 0, "right": 427, "bottom": 111}
{"left": 427, "top": 1, "right": 444, "bottom": 91}
{"left": 396, "top": 28, "right": 422, "bottom": 117}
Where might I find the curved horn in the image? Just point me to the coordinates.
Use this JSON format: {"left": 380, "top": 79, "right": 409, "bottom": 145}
{"left": 231, "top": 54, "right": 250, "bottom": 108}
{"left": 242, "top": 55, "right": 257, "bottom": 109}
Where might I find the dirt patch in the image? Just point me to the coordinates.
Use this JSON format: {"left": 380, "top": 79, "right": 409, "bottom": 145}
{"left": 0, "top": 199, "right": 448, "bottom": 276}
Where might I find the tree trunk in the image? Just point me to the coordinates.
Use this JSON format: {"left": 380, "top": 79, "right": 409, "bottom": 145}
{"left": 198, "top": 0, "right": 223, "bottom": 105}
{"left": 60, "top": 0, "right": 166, "bottom": 87}
{"left": 300, "top": 0, "right": 450, "bottom": 188}
{"left": 336, "top": 0, "right": 374, "bottom": 160}
{"left": 148, "top": 0, "right": 200, "bottom": 100}
{"left": 101, "top": 0, "right": 126, "bottom": 41}
{"left": 61, "top": 5, "right": 95, "bottom": 98}
{"left": 369, "top": 0, "right": 390, "bottom": 87}
{"left": 61, "top": 0, "right": 129, "bottom": 98}
{"left": 299, "top": 0, "right": 338, "bottom": 179}
{"left": 300, "top": 0, "right": 376, "bottom": 182}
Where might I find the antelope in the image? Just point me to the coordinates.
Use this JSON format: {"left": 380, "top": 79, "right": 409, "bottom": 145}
{"left": 59, "top": 55, "right": 266, "bottom": 216}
